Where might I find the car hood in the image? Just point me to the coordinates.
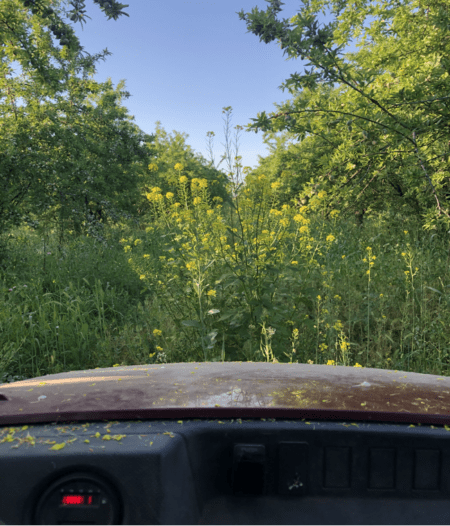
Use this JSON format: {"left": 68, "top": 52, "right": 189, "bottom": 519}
{"left": 1, "top": 362, "right": 450, "bottom": 426}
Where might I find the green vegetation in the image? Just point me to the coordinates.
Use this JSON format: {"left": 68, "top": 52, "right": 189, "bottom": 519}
{"left": 2, "top": 144, "right": 450, "bottom": 383}
{"left": 1, "top": 0, "right": 450, "bottom": 383}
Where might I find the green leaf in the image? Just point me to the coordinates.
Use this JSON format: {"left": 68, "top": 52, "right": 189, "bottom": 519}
{"left": 425, "top": 286, "right": 442, "bottom": 295}
{"left": 181, "top": 320, "right": 202, "bottom": 328}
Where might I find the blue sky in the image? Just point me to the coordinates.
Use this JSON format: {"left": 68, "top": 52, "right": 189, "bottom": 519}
{"left": 12, "top": 0, "right": 380, "bottom": 177}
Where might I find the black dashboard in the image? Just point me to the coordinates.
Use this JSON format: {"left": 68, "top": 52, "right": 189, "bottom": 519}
{"left": 1, "top": 417, "right": 450, "bottom": 524}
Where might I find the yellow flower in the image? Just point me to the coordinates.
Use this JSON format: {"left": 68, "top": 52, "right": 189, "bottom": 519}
{"left": 340, "top": 341, "right": 349, "bottom": 351}
{"left": 291, "top": 261, "right": 298, "bottom": 265}
{"left": 166, "top": 192, "right": 174, "bottom": 199}
{"left": 156, "top": 346, "right": 163, "bottom": 351}
{"left": 147, "top": 192, "right": 163, "bottom": 202}
{"left": 401, "top": 252, "right": 406, "bottom": 257}
{"left": 354, "top": 363, "right": 362, "bottom": 368}
{"left": 134, "top": 239, "right": 142, "bottom": 246}
{"left": 174, "top": 163, "right": 184, "bottom": 171}
{"left": 317, "top": 295, "right": 321, "bottom": 301}
{"left": 186, "top": 261, "right": 196, "bottom": 271}
{"left": 143, "top": 254, "right": 150, "bottom": 259}
{"left": 366, "top": 246, "right": 371, "bottom": 251}
{"left": 326, "top": 235, "right": 335, "bottom": 243}
{"left": 327, "top": 359, "right": 335, "bottom": 365}
{"left": 404, "top": 231, "right": 408, "bottom": 234}
{"left": 317, "top": 191, "right": 327, "bottom": 199}
{"left": 280, "top": 218, "right": 289, "bottom": 227}
{"left": 342, "top": 255, "right": 346, "bottom": 259}
{"left": 153, "top": 329, "right": 162, "bottom": 336}
{"left": 207, "top": 209, "right": 214, "bottom": 215}
{"left": 148, "top": 163, "right": 158, "bottom": 171}
{"left": 330, "top": 209, "right": 340, "bottom": 218}
{"left": 179, "top": 176, "right": 188, "bottom": 183}
{"left": 193, "top": 197, "right": 202, "bottom": 205}
{"left": 207, "top": 290, "right": 216, "bottom": 297}
{"left": 140, "top": 274, "right": 146, "bottom": 280}
{"left": 299, "top": 226, "right": 309, "bottom": 234}
{"left": 151, "top": 186, "right": 161, "bottom": 193}
{"left": 213, "top": 196, "right": 223, "bottom": 203}
{"left": 198, "top": 179, "right": 208, "bottom": 188}
{"left": 271, "top": 181, "right": 282, "bottom": 190}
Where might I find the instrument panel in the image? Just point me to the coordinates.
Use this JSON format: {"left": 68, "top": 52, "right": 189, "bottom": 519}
{"left": 1, "top": 417, "right": 450, "bottom": 524}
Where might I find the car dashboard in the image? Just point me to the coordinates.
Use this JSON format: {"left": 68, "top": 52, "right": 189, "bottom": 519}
{"left": 1, "top": 417, "right": 450, "bottom": 524}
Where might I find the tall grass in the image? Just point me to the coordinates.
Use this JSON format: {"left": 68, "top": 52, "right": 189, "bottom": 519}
{"left": 1, "top": 124, "right": 450, "bottom": 382}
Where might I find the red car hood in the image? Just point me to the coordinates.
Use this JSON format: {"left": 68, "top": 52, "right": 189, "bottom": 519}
{"left": 0, "top": 362, "right": 449, "bottom": 426}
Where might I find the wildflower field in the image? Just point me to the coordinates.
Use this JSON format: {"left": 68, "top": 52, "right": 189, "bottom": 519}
{"left": 1, "top": 159, "right": 450, "bottom": 385}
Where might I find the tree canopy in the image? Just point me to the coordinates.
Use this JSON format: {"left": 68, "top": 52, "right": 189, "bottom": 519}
{"left": 237, "top": 0, "right": 450, "bottom": 233}
{"left": 2, "top": 0, "right": 450, "bottom": 246}
{"left": 0, "top": 0, "right": 233, "bottom": 251}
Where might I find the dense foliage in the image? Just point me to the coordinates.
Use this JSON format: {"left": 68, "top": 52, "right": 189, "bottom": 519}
{"left": 238, "top": 0, "right": 450, "bottom": 233}
{"left": 1, "top": 0, "right": 450, "bottom": 383}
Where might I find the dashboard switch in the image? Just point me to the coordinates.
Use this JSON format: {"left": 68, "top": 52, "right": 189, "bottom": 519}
{"left": 232, "top": 444, "right": 266, "bottom": 496}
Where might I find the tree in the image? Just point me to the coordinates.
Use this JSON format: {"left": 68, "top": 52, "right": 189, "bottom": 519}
{"left": 0, "top": 0, "right": 154, "bottom": 248}
{"left": 1, "top": 0, "right": 129, "bottom": 99}
{"left": 18, "top": 76, "right": 156, "bottom": 242}
{"left": 237, "top": 0, "right": 450, "bottom": 233}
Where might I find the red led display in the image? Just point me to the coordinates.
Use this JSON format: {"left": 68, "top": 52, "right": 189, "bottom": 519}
{"left": 61, "top": 494, "right": 94, "bottom": 506}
